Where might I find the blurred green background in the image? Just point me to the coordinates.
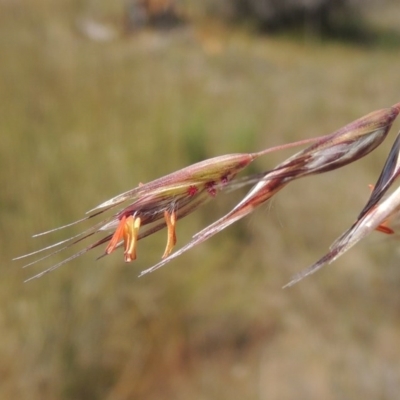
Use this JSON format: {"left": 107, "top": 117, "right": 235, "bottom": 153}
{"left": 2, "top": 1, "right": 400, "bottom": 399}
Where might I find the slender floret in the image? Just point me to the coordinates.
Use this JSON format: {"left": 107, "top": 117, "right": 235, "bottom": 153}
{"left": 140, "top": 103, "right": 400, "bottom": 276}
{"left": 16, "top": 136, "right": 321, "bottom": 281}
{"left": 284, "top": 130, "right": 400, "bottom": 288}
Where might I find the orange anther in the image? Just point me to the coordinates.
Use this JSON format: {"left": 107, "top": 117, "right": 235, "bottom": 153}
{"left": 105, "top": 215, "right": 127, "bottom": 255}
{"left": 162, "top": 210, "right": 177, "bottom": 259}
{"left": 123, "top": 215, "right": 141, "bottom": 262}
{"left": 375, "top": 223, "right": 394, "bottom": 235}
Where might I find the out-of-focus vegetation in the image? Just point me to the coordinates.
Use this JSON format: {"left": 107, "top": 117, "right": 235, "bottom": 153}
{"left": 192, "top": 0, "right": 397, "bottom": 45}
{"left": 2, "top": 0, "right": 400, "bottom": 399}
{"left": 203, "top": 0, "right": 365, "bottom": 33}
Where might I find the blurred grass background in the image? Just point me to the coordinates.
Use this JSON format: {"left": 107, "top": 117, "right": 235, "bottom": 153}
{"left": 2, "top": 0, "right": 400, "bottom": 399}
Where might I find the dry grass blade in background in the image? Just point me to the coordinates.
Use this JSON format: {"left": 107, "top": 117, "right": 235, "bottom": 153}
{"left": 284, "top": 129, "right": 400, "bottom": 288}
{"left": 15, "top": 137, "right": 320, "bottom": 281}
{"left": 141, "top": 102, "right": 400, "bottom": 276}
